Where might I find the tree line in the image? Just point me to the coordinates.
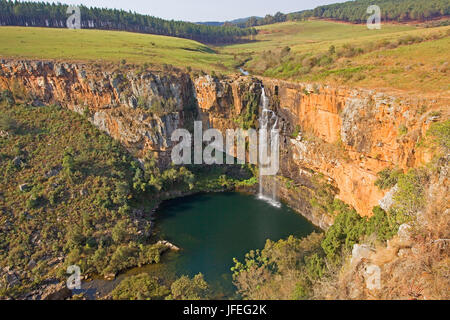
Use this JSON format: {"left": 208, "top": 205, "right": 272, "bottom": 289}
{"left": 0, "top": 0, "right": 257, "bottom": 44}
{"left": 310, "top": 0, "right": 450, "bottom": 23}
{"left": 236, "top": 0, "right": 449, "bottom": 27}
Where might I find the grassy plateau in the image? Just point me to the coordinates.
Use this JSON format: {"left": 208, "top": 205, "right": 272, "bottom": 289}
{"left": 0, "top": 20, "right": 449, "bottom": 92}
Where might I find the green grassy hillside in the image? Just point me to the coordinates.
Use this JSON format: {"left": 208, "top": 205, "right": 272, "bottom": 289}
{"left": 1, "top": 19, "right": 449, "bottom": 92}
{"left": 0, "top": 27, "right": 235, "bottom": 73}
{"left": 0, "top": 99, "right": 166, "bottom": 298}
{"left": 224, "top": 20, "right": 450, "bottom": 93}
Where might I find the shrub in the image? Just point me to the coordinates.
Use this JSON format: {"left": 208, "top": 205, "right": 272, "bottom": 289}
{"left": 168, "top": 273, "right": 209, "bottom": 300}
{"left": 321, "top": 205, "right": 365, "bottom": 264}
{"left": 62, "top": 148, "right": 76, "bottom": 176}
{"left": 427, "top": 120, "right": 450, "bottom": 150}
{"left": 292, "top": 282, "right": 309, "bottom": 300}
{"left": 304, "top": 253, "right": 326, "bottom": 280}
{"left": 366, "top": 206, "right": 401, "bottom": 241}
{"left": 0, "top": 90, "right": 15, "bottom": 107}
{"left": 375, "top": 167, "right": 403, "bottom": 190}
{"left": 26, "top": 193, "right": 44, "bottom": 209}
{"left": 0, "top": 114, "right": 18, "bottom": 133}
{"left": 392, "top": 168, "right": 428, "bottom": 216}
{"left": 398, "top": 124, "right": 408, "bottom": 136}
{"left": 328, "top": 45, "right": 336, "bottom": 55}
{"left": 89, "top": 247, "right": 108, "bottom": 274}
{"left": 112, "top": 220, "right": 129, "bottom": 243}
{"left": 111, "top": 273, "right": 170, "bottom": 300}
{"left": 291, "top": 125, "right": 301, "bottom": 138}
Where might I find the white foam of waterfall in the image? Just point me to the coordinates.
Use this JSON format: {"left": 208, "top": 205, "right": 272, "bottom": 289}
{"left": 258, "top": 87, "right": 281, "bottom": 208}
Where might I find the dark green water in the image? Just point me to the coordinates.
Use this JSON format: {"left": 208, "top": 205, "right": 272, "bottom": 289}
{"left": 82, "top": 192, "right": 317, "bottom": 298}
{"left": 155, "top": 192, "right": 317, "bottom": 298}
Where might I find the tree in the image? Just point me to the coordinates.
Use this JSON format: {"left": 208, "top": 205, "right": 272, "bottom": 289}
{"left": 168, "top": 273, "right": 209, "bottom": 300}
{"left": 111, "top": 273, "right": 170, "bottom": 300}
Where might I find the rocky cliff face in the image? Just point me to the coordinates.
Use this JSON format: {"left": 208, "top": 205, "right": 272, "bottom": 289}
{"left": 0, "top": 60, "right": 195, "bottom": 163}
{"left": 1, "top": 59, "right": 446, "bottom": 227}
{"left": 262, "top": 79, "right": 447, "bottom": 217}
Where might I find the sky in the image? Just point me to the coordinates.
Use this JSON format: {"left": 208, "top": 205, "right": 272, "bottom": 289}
{"left": 22, "top": 0, "right": 345, "bottom": 22}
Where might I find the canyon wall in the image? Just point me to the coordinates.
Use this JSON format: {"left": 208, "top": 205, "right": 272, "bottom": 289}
{"left": 0, "top": 60, "right": 195, "bottom": 164}
{"left": 1, "top": 59, "right": 446, "bottom": 227}
{"left": 261, "top": 79, "right": 445, "bottom": 218}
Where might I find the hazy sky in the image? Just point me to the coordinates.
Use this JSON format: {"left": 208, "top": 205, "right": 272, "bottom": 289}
{"left": 23, "top": 0, "right": 345, "bottom": 22}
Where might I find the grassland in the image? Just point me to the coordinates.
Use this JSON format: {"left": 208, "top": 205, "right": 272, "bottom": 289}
{"left": 223, "top": 20, "right": 416, "bottom": 54}
{"left": 0, "top": 20, "right": 449, "bottom": 92}
{"left": 223, "top": 20, "right": 450, "bottom": 93}
{"left": 0, "top": 27, "right": 235, "bottom": 73}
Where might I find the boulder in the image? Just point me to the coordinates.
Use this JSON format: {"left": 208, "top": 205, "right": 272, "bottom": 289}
{"left": 41, "top": 282, "right": 72, "bottom": 300}
{"left": 19, "top": 184, "right": 30, "bottom": 192}
{"left": 4, "top": 271, "right": 20, "bottom": 289}
{"left": 157, "top": 240, "right": 180, "bottom": 251}
{"left": 104, "top": 273, "right": 116, "bottom": 281}
{"left": 44, "top": 166, "right": 62, "bottom": 179}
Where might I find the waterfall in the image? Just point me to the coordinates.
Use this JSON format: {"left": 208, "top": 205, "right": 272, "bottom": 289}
{"left": 258, "top": 87, "right": 281, "bottom": 208}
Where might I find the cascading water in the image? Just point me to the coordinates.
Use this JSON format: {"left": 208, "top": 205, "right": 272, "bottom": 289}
{"left": 258, "top": 87, "right": 281, "bottom": 208}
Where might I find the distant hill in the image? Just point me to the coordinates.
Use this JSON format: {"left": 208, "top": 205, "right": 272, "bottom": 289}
{"left": 197, "top": 17, "right": 262, "bottom": 27}
{"left": 197, "top": 21, "right": 224, "bottom": 26}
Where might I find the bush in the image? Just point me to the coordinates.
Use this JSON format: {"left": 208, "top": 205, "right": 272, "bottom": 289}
{"left": 321, "top": 206, "right": 366, "bottom": 264}
{"left": 0, "top": 114, "right": 18, "bottom": 133}
{"left": 366, "top": 206, "right": 401, "bottom": 241}
{"left": 111, "top": 273, "right": 170, "bottom": 300}
{"left": 232, "top": 233, "right": 324, "bottom": 299}
{"left": 112, "top": 220, "right": 129, "bottom": 243}
{"left": 26, "top": 193, "right": 44, "bottom": 209}
{"left": 375, "top": 168, "right": 403, "bottom": 190}
{"left": 168, "top": 273, "right": 209, "bottom": 300}
{"left": 62, "top": 148, "right": 76, "bottom": 176}
{"left": 0, "top": 90, "right": 15, "bottom": 107}
{"left": 427, "top": 120, "right": 450, "bottom": 150}
{"left": 398, "top": 124, "right": 408, "bottom": 136}
{"left": 291, "top": 125, "right": 301, "bottom": 138}
{"left": 392, "top": 168, "right": 428, "bottom": 216}
{"left": 304, "top": 253, "right": 326, "bottom": 280}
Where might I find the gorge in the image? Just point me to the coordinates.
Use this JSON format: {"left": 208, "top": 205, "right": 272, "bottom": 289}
{"left": 1, "top": 59, "right": 445, "bottom": 226}
{"left": 0, "top": 59, "right": 448, "bottom": 299}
